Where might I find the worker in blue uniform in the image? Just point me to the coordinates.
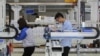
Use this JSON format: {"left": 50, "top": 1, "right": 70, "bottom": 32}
{"left": 15, "top": 18, "right": 35, "bottom": 56}
{"left": 55, "top": 12, "right": 73, "bottom": 56}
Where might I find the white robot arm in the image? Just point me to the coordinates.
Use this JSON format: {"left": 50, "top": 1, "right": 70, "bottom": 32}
{"left": 44, "top": 27, "right": 99, "bottom": 40}
{"left": 0, "top": 0, "right": 18, "bottom": 39}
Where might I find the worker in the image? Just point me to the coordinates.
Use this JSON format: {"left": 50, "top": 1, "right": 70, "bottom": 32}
{"left": 54, "top": 12, "right": 73, "bottom": 56}
{"left": 15, "top": 18, "right": 35, "bottom": 56}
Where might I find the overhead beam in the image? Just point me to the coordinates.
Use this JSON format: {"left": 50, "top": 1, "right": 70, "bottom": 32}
{"left": 8, "top": 2, "right": 100, "bottom": 6}
{"left": 9, "top": 2, "right": 73, "bottom": 6}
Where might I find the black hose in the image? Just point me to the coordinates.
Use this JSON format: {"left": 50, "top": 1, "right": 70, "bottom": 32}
{"left": 81, "top": 1, "right": 85, "bottom": 22}
{"left": 6, "top": 4, "right": 12, "bottom": 33}
{"left": 0, "top": 25, "right": 18, "bottom": 39}
{"left": 83, "top": 27, "right": 100, "bottom": 39}
{"left": 6, "top": 4, "right": 11, "bottom": 25}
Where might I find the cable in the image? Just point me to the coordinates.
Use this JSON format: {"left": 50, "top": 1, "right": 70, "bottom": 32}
{"left": 0, "top": 25, "right": 18, "bottom": 39}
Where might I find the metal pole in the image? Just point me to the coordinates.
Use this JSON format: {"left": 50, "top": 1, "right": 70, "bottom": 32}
{"left": 77, "top": 0, "right": 81, "bottom": 56}
{"left": 77, "top": 39, "right": 81, "bottom": 56}
{"left": 77, "top": 0, "right": 81, "bottom": 31}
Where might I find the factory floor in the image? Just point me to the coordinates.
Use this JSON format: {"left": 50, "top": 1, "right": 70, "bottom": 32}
{"left": 12, "top": 53, "right": 100, "bottom": 56}
{"left": 11, "top": 48, "right": 100, "bottom": 56}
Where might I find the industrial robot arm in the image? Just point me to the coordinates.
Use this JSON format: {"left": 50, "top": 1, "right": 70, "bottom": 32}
{"left": 0, "top": 0, "right": 18, "bottom": 39}
{"left": 44, "top": 27, "right": 100, "bottom": 39}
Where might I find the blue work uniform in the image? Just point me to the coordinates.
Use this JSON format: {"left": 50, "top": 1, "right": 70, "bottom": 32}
{"left": 61, "top": 20, "right": 73, "bottom": 47}
{"left": 15, "top": 28, "right": 35, "bottom": 47}
{"left": 15, "top": 28, "right": 28, "bottom": 41}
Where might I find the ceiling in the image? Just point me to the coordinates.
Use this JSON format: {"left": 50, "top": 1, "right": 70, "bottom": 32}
{"left": 7, "top": 0, "right": 100, "bottom": 3}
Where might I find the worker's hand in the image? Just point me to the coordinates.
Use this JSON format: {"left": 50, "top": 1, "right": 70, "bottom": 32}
{"left": 51, "top": 30, "right": 57, "bottom": 32}
{"left": 51, "top": 30, "right": 62, "bottom": 32}
{"left": 49, "top": 25, "right": 57, "bottom": 32}
{"left": 57, "top": 30, "right": 62, "bottom": 32}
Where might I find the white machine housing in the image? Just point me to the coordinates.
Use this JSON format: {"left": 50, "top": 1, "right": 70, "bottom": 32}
{"left": 0, "top": 0, "right": 6, "bottom": 31}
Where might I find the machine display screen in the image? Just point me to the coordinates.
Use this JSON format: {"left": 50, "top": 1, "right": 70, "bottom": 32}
{"left": 25, "top": 9, "right": 34, "bottom": 14}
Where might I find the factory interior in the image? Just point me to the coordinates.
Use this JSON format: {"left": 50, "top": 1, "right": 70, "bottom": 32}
{"left": 0, "top": 0, "right": 100, "bottom": 56}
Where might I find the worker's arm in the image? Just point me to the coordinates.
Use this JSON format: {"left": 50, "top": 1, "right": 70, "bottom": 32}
{"left": 15, "top": 28, "right": 27, "bottom": 41}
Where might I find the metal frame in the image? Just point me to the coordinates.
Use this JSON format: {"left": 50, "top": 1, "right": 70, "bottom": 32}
{"left": 9, "top": 3, "right": 73, "bottom": 6}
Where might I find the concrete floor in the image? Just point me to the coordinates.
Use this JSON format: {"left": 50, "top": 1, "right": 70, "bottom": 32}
{"left": 11, "top": 48, "right": 100, "bottom": 56}
{"left": 11, "top": 53, "right": 100, "bottom": 56}
{"left": 11, "top": 53, "right": 44, "bottom": 56}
